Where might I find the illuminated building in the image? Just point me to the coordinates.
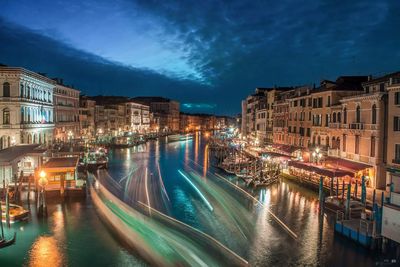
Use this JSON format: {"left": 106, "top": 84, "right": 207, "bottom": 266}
{"left": 0, "top": 66, "right": 55, "bottom": 148}
{"left": 125, "top": 102, "right": 150, "bottom": 133}
{"left": 52, "top": 78, "right": 80, "bottom": 142}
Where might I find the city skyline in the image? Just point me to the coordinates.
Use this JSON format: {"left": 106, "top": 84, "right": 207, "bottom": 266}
{"left": 1, "top": 0, "right": 400, "bottom": 115}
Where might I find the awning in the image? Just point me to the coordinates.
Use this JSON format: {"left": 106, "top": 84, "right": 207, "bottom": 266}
{"left": 261, "top": 151, "right": 292, "bottom": 160}
{"left": 325, "top": 157, "right": 372, "bottom": 172}
{"left": 270, "top": 144, "right": 302, "bottom": 155}
{"left": 288, "top": 161, "right": 353, "bottom": 178}
{"left": 43, "top": 157, "right": 79, "bottom": 169}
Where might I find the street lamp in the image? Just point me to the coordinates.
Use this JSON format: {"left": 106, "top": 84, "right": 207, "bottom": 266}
{"left": 38, "top": 170, "right": 48, "bottom": 216}
{"left": 313, "top": 147, "right": 323, "bottom": 165}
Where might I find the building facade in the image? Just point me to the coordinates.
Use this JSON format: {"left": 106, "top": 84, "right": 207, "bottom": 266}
{"left": 0, "top": 67, "right": 55, "bottom": 148}
{"left": 132, "top": 97, "right": 180, "bottom": 132}
{"left": 79, "top": 97, "right": 96, "bottom": 139}
{"left": 53, "top": 79, "right": 80, "bottom": 142}
{"left": 125, "top": 102, "right": 150, "bottom": 133}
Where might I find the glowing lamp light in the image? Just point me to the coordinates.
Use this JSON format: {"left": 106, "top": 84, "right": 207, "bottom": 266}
{"left": 312, "top": 152, "right": 317, "bottom": 157}
{"left": 315, "top": 147, "right": 320, "bottom": 154}
{"left": 38, "top": 170, "right": 48, "bottom": 187}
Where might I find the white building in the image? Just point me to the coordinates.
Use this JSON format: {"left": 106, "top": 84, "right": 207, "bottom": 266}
{"left": 0, "top": 66, "right": 55, "bottom": 149}
{"left": 125, "top": 102, "right": 150, "bottom": 133}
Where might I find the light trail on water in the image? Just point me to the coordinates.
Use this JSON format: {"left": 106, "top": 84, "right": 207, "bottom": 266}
{"left": 178, "top": 169, "right": 214, "bottom": 212}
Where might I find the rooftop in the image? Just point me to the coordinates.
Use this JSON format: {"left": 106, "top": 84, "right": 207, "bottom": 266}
{"left": 43, "top": 157, "right": 79, "bottom": 168}
{"left": 0, "top": 145, "right": 46, "bottom": 164}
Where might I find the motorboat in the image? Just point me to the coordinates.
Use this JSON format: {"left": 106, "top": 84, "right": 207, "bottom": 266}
{"left": 167, "top": 134, "right": 193, "bottom": 142}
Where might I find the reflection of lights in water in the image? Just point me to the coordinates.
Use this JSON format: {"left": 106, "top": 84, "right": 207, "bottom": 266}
{"left": 53, "top": 207, "right": 65, "bottom": 236}
{"left": 259, "top": 189, "right": 271, "bottom": 205}
{"left": 178, "top": 170, "right": 213, "bottom": 211}
{"left": 203, "top": 144, "right": 209, "bottom": 177}
{"left": 29, "top": 236, "right": 65, "bottom": 267}
{"left": 145, "top": 168, "right": 152, "bottom": 213}
{"left": 194, "top": 133, "right": 198, "bottom": 163}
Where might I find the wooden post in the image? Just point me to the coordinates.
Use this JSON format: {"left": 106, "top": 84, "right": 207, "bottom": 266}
{"left": 342, "top": 180, "right": 345, "bottom": 200}
{"left": 336, "top": 178, "right": 339, "bottom": 197}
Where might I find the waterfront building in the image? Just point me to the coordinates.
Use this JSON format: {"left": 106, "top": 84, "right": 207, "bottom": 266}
{"left": 52, "top": 78, "right": 80, "bottom": 142}
{"left": 335, "top": 76, "right": 386, "bottom": 189}
{"left": 0, "top": 144, "right": 47, "bottom": 187}
{"left": 79, "top": 96, "right": 96, "bottom": 139}
{"left": 132, "top": 97, "right": 180, "bottom": 132}
{"left": 382, "top": 73, "right": 400, "bottom": 245}
{"left": 286, "top": 86, "right": 313, "bottom": 149}
{"left": 40, "top": 157, "right": 84, "bottom": 196}
{"left": 94, "top": 104, "right": 106, "bottom": 137}
{"left": 241, "top": 88, "right": 265, "bottom": 142}
{"left": 273, "top": 90, "right": 292, "bottom": 145}
{"left": 125, "top": 102, "right": 150, "bottom": 133}
{"left": 382, "top": 72, "right": 400, "bottom": 190}
{"left": 0, "top": 66, "right": 55, "bottom": 148}
{"left": 104, "top": 104, "right": 126, "bottom": 136}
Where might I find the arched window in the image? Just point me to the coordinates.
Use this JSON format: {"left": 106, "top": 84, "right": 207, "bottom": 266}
{"left": 372, "top": 104, "right": 377, "bottom": 124}
{"left": 3, "top": 108, "right": 10, "bottom": 125}
{"left": 317, "top": 136, "right": 321, "bottom": 145}
{"left": 343, "top": 108, "right": 347, "bottom": 124}
{"left": 21, "top": 107, "right": 24, "bottom": 123}
{"left": 356, "top": 105, "right": 361, "bottom": 123}
{"left": 333, "top": 113, "right": 337, "bottom": 123}
{"left": 27, "top": 86, "right": 31, "bottom": 99}
{"left": 20, "top": 84, "right": 24, "bottom": 97}
{"left": 3, "top": 82, "right": 10, "bottom": 97}
{"left": 338, "top": 112, "right": 341, "bottom": 123}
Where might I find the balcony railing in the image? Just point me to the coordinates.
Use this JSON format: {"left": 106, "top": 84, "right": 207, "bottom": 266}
{"left": 392, "top": 159, "right": 400, "bottom": 164}
{"left": 329, "top": 123, "right": 341, "bottom": 129}
{"left": 349, "top": 123, "right": 364, "bottom": 130}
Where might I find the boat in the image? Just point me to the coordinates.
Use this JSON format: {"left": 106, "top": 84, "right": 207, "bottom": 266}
{"left": 167, "top": 134, "right": 193, "bottom": 142}
{"left": 0, "top": 232, "right": 16, "bottom": 249}
{"left": 1, "top": 202, "right": 29, "bottom": 223}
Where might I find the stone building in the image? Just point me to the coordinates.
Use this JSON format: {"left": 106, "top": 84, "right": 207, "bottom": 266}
{"left": 79, "top": 96, "right": 96, "bottom": 139}
{"left": 132, "top": 97, "right": 180, "bottom": 132}
{"left": 241, "top": 88, "right": 265, "bottom": 142}
{"left": 273, "top": 90, "right": 292, "bottom": 145}
{"left": 286, "top": 86, "right": 313, "bottom": 148}
{"left": 125, "top": 102, "right": 150, "bottom": 133}
{"left": 52, "top": 79, "right": 80, "bottom": 142}
{"left": 0, "top": 66, "right": 55, "bottom": 148}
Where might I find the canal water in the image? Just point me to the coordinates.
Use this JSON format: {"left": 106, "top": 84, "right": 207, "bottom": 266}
{"left": 1, "top": 133, "right": 380, "bottom": 266}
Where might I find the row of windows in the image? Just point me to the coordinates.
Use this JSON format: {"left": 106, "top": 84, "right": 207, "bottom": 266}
{"left": 286, "top": 105, "right": 377, "bottom": 125}
{"left": 2, "top": 82, "right": 54, "bottom": 103}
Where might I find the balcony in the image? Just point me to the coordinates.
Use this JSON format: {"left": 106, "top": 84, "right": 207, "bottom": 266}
{"left": 329, "top": 123, "right": 341, "bottom": 129}
{"left": 349, "top": 123, "right": 364, "bottom": 130}
{"left": 392, "top": 158, "right": 400, "bottom": 164}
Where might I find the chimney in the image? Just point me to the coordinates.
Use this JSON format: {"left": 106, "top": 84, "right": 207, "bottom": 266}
{"left": 368, "top": 75, "right": 372, "bottom": 81}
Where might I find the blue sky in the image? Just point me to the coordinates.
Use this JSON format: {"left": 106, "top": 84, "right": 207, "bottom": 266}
{"left": 1, "top": 0, "right": 399, "bottom": 114}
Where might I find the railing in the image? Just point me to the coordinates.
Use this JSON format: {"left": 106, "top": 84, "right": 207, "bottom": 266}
{"left": 329, "top": 122, "right": 341, "bottom": 129}
{"left": 349, "top": 123, "right": 364, "bottom": 130}
{"left": 392, "top": 158, "right": 400, "bottom": 164}
{"left": 390, "top": 192, "right": 400, "bottom": 206}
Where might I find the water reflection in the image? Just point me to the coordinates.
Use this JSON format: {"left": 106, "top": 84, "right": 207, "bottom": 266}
{"left": 29, "top": 236, "right": 65, "bottom": 267}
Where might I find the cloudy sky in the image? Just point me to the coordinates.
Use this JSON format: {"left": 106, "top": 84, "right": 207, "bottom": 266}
{"left": 1, "top": 0, "right": 399, "bottom": 114}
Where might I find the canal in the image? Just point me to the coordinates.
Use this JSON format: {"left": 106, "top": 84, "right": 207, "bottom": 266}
{"left": 1, "top": 133, "right": 378, "bottom": 266}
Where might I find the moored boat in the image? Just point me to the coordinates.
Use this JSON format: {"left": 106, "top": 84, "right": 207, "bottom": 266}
{"left": 0, "top": 232, "right": 16, "bottom": 249}
{"left": 1, "top": 202, "right": 29, "bottom": 223}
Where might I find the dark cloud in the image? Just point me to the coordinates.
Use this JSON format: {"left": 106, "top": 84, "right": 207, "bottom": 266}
{"left": 0, "top": 19, "right": 219, "bottom": 112}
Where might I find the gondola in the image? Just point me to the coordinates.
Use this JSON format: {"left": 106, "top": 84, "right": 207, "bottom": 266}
{"left": 0, "top": 232, "right": 16, "bottom": 249}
